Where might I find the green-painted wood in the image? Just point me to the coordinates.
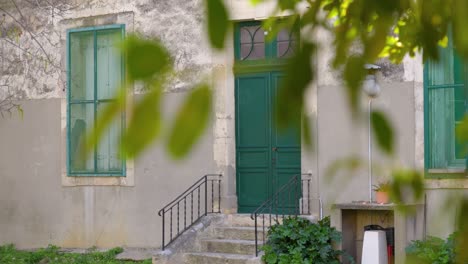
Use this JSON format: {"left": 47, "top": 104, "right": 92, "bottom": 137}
{"left": 235, "top": 72, "right": 301, "bottom": 213}
{"left": 236, "top": 73, "right": 271, "bottom": 213}
{"left": 271, "top": 72, "right": 301, "bottom": 214}
{"left": 424, "top": 59, "right": 430, "bottom": 170}
{"left": 233, "top": 59, "right": 289, "bottom": 74}
{"left": 425, "top": 172, "right": 466, "bottom": 179}
{"left": 425, "top": 34, "right": 467, "bottom": 175}
{"left": 235, "top": 21, "right": 301, "bottom": 212}
{"left": 67, "top": 24, "right": 126, "bottom": 176}
{"left": 234, "top": 21, "right": 295, "bottom": 63}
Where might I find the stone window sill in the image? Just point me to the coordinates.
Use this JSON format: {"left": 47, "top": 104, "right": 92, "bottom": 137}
{"left": 427, "top": 168, "right": 465, "bottom": 174}
{"left": 425, "top": 178, "right": 468, "bottom": 189}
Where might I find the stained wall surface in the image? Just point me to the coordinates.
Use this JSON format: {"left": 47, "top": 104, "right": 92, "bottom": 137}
{"left": 0, "top": 0, "right": 466, "bottom": 249}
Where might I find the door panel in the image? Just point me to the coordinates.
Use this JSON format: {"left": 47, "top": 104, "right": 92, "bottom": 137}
{"left": 237, "top": 170, "right": 269, "bottom": 206}
{"left": 236, "top": 73, "right": 271, "bottom": 213}
{"left": 236, "top": 72, "right": 300, "bottom": 213}
{"left": 237, "top": 76, "right": 269, "bottom": 146}
{"left": 271, "top": 73, "right": 301, "bottom": 213}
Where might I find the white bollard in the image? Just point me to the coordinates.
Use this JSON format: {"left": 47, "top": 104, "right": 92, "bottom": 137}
{"left": 361, "top": 230, "right": 388, "bottom": 264}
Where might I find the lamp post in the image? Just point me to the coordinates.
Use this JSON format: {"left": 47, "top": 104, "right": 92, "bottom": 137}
{"left": 363, "top": 64, "right": 381, "bottom": 203}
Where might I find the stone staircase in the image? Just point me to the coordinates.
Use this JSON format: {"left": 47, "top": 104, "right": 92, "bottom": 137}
{"left": 153, "top": 214, "right": 265, "bottom": 264}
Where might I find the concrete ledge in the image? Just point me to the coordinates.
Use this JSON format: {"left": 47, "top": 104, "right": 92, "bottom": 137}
{"left": 425, "top": 179, "right": 468, "bottom": 189}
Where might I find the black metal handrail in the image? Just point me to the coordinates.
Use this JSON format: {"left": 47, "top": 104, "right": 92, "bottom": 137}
{"left": 250, "top": 173, "right": 313, "bottom": 256}
{"left": 158, "top": 173, "right": 222, "bottom": 250}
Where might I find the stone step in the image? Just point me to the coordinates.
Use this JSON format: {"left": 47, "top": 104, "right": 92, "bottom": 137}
{"left": 225, "top": 214, "right": 284, "bottom": 227}
{"left": 212, "top": 226, "right": 266, "bottom": 241}
{"left": 201, "top": 239, "right": 258, "bottom": 255}
{"left": 184, "top": 252, "right": 261, "bottom": 264}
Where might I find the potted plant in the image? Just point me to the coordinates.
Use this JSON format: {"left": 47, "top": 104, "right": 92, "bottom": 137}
{"left": 373, "top": 181, "right": 391, "bottom": 204}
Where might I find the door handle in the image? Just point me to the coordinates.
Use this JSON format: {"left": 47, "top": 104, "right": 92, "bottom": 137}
{"left": 272, "top": 147, "right": 278, "bottom": 151}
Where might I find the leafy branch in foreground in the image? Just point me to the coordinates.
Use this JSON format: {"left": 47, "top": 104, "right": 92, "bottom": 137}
{"left": 87, "top": 35, "right": 212, "bottom": 160}
{"left": 84, "top": 0, "right": 468, "bottom": 258}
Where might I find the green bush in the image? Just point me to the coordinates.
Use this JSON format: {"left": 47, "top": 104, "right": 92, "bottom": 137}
{"left": 405, "top": 234, "right": 457, "bottom": 264}
{"left": 262, "top": 216, "right": 350, "bottom": 264}
{"left": 0, "top": 244, "right": 151, "bottom": 264}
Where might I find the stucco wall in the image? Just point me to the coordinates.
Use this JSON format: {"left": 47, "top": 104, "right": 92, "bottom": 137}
{"left": 0, "top": 0, "right": 211, "bottom": 101}
{"left": 0, "top": 0, "right": 219, "bottom": 249}
{"left": 0, "top": 0, "right": 218, "bottom": 248}
{"left": 315, "top": 81, "right": 416, "bottom": 211}
{"left": 1, "top": 0, "right": 468, "bottom": 250}
{"left": 0, "top": 95, "right": 216, "bottom": 248}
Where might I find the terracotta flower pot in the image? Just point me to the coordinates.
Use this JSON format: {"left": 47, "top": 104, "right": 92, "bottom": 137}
{"left": 375, "top": 191, "right": 390, "bottom": 204}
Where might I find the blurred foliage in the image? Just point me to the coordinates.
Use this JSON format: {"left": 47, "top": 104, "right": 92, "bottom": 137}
{"left": 371, "top": 110, "right": 394, "bottom": 155}
{"left": 406, "top": 234, "right": 456, "bottom": 264}
{"left": 94, "top": 0, "right": 468, "bottom": 162}
{"left": 167, "top": 83, "right": 212, "bottom": 158}
{"left": 86, "top": 35, "right": 211, "bottom": 159}
{"left": 454, "top": 198, "right": 468, "bottom": 263}
{"left": 206, "top": 0, "right": 229, "bottom": 49}
{"left": 90, "top": 1, "right": 468, "bottom": 246}
{"left": 389, "top": 169, "right": 424, "bottom": 212}
{"left": 405, "top": 230, "right": 468, "bottom": 264}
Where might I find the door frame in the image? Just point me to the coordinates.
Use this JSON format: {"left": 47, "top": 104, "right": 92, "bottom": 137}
{"left": 234, "top": 70, "right": 301, "bottom": 213}
{"left": 232, "top": 20, "right": 302, "bottom": 213}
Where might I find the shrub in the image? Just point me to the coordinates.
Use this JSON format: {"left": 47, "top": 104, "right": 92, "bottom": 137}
{"left": 262, "top": 216, "right": 350, "bottom": 264}
{"left": 0, "top": 244, "right": 151, "bottom": 264}
{"left": 406, "top": 234, "right": 456, "bottom": 264}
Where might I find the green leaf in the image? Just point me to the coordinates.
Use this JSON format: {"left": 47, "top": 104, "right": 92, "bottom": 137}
{"left": 122, "top": 85, "right": 162, "bottom": 158}
{"left": 86, "top": 87, "right": 126, "bottom": 155}
{"left": 456, "top": 114, "right": 468, "bottom": 156}
{"left": 343, "top": 56, "right": 365, "bottom": 113}
{"left": 250, "top": 0, "right": 263, "bottom": 5}
{"left": 324, "top": 155, "right": 362, "bottom": 181}
{"left": 302, "top": 113, "right": 313, "bottom": 151}
{"left": 167, "top": 84, "right": 212, "bottom": 158}
{"left": 455, "top": 198, "right": 468, "bottom": 263}
{"left": 371, "top": 110, "right": 394, "bottom": 155}
{"left": 390, "top": 169, "right": 424, "bottom": 210}
{"left": 265, "top": 252, "right": 278, "bottom": 263}
{"left": 206, "top": 0, "right": 229, "bottom": 49}
{"left": 277, "top": 42, "right": 315, "bottom": 129}
{"left": 123, "top": 35, "right": 172, "bottom": 81}
{"left": 452, "top": 0, "right": 468, "bottom": 58}
{"left": 278, "top": 0, "right": 299, "bottom": 10}
{"left": 16, "top": 105, "right": 23, "bottom": 119}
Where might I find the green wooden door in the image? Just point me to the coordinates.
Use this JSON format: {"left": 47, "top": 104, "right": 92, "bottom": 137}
{"left": 236, "top": 72, "right": 301, "bottom": 213}
{"left": 271, "top": 72, "right": 301, "bottom": 214}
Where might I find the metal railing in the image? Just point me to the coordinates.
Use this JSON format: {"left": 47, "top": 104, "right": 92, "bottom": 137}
{"left": 250, "top": 173, "right": 314, "bottom": 256}
{"left": 158, "top": 174, "right": 222, "bottom": 250}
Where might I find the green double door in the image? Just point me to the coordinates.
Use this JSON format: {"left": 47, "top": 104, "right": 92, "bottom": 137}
{"left": 235, "top": 71, "right": 301, "bottom": 213}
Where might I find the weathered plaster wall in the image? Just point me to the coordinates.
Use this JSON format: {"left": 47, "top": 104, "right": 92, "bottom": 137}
{"left": 0, "top": 0, "right": 212, "bottom": 101}
{"left": 425, "top": 188, "right": 467, "bottom": 238}
{"left": 0, "top": 95, "right": 216, "bottom": 248}
{"left": 316, "top": 80, "right": 416, "bottom": 209}
{"left": 1, "top": 0, "right": 468, "bottom": 249}
{"left": 0, "top": 1, "right": 63, "bottom": 101}
{"left": 0, "top": 0, "right": 218, "bottom": 249}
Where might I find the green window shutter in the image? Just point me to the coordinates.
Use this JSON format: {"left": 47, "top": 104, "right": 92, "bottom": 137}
{"left": 426, "top": 34, "right": 466, "bottom": 169}
{"left": 67, "top": 25, "right": 125, "bottom": 176}
{"left": 96, "top": 29, "right": 124, "bottom": 173}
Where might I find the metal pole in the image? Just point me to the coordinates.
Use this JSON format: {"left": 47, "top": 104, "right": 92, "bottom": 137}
{"left": 319, "top": 198, "right": 323, "bottom": 220}
{"left": 254, "top": 214, "right": 258, "bottom": 256}
{"left": 162, "top": 212, "right": 165, "bottom": 250}
{"left": 205, "top": 176, "right": 208, "bottom": 216}
{"left": 369, "top": 98, "right": 373, "bottom": 203}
